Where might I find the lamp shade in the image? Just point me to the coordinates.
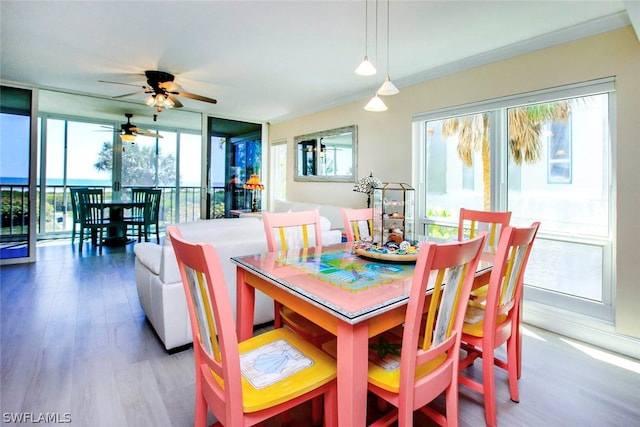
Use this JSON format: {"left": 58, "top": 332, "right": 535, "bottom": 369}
{"left": 377, "top": 76, "right": 399, "bottom": 96}
{"left": 243, "top": 174, "right": 264, "bottom": 190}
{"left": 355, "top": 57, "right": 377, "bottom": 76}
{"left": 364, "top": 94, "right": 388, "bottom": 112}
{"left": 120, "top": 133, "right": 136, "bottom": 143}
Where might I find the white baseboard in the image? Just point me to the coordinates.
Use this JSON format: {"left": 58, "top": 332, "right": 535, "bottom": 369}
{"left": 523, "top": 301, "right": 640, "bottom": 360}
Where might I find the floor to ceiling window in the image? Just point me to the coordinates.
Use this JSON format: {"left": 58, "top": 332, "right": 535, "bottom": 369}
{"left": 37, "top": 115, "right": 201, "bottom": 236}
{"left": 413, "top": 78, "right": 614, "bottom": 321}
{"left": 207, "top": 117, "right": 262, "bottom": 218}
{"left": 0, "top": 86, "right": 35, "bottom": 263}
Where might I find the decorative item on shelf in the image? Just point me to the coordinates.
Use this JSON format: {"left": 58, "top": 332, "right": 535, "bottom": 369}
{"left": 371, "top": 182, "right": 415, "bottom": 246}
{"left": 243, "top": 173, "right": 264, "bottom": 212}
{"left": 354, "top": 171, "right": 382, "bottom": 208}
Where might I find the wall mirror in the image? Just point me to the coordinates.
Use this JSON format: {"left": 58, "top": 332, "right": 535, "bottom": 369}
{"left": 294, "top": 125, "right": 357, "bottom": 182}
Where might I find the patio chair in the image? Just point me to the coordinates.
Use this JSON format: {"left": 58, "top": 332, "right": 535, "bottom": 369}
{"left": 124, "top": 188, "right": 162, "bottom": 243}
{"left": 69, "top": 187, "right": 87, "bottom": 244}
{"left": 77, "top": 188, "right": 108, "bottom": 252}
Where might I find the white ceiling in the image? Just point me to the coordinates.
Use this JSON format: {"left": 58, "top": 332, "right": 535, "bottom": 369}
{"left": 1, "top": 1, "right": 637, "bottom": 131}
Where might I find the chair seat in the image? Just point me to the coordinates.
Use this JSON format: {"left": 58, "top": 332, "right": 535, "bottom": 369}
{"left": 462, "top": 303, "right": 507, "bottom": 337}
{"left": 470, "top": 283, "right": 489, "bottom": 300}
{"left": 322, "top": 331, "right": 447, "bottom": 393}
{"left": 280, "top": 306, "right": 333, "bottom": 343}
{"left": 214, "top": 327, "right": 337, "bottom": 413}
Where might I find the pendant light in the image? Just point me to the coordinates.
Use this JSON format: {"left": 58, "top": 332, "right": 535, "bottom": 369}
{"left": 364, "top": 0, "right": 387, "bottom": 111}
{"left": 355, "top": 0, "right": 377, "bottom": 76}
{"left": 364, "top": 94, "right": 388, "bottom": 112}
{"left": 377, "top": 0, "right": 399, "bottom": 96}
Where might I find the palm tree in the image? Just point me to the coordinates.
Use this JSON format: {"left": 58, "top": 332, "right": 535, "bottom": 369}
{"left": 442, "top": 100, "right": 570, "bottom": 210}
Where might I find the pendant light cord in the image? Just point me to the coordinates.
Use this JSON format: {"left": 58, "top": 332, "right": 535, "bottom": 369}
{"left": 364, "top": 0, "right": 368, "bottom": 56}
{"left": 386, "top": 0, "right": 390, "bottom": 76}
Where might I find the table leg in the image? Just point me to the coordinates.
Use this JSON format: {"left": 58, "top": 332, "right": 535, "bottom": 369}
{"left": 236, "top": 268, "right": 256, "bottom": 341}
{"left": 337, "top": 320, "right": 369, "bottom": 427}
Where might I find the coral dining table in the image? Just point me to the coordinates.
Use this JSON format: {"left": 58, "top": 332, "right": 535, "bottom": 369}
{"left": 233, "top": 242, "right": 491, "bottom": 426}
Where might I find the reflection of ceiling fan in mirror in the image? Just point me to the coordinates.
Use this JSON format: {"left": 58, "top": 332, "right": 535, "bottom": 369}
{"left": 102, "top": 113, "right": 163, "bottom": 143}
{"left": 100, "top": 70, "right": 218, "bottom": 113}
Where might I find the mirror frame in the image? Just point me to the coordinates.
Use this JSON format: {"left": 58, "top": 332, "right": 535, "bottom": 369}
{"left": 294, "top": 125, "right": 357, "bottom": 182}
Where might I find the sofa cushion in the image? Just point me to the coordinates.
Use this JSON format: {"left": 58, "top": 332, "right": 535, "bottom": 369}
{"left": 134, "top": 242, "right": 162, "bottom": 275}
{"left": 272, "top": 200, "right": 343, "bottom": 231}
{"left": 160, "top": 218, "right": 266, "bottom": 284}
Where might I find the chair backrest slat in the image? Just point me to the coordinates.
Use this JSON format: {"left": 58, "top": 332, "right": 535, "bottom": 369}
{"left": 458, "top": 208, "right": 512, "bottom": 259}
{"left": 262, "top": 210, "right": 323, "bottom": 252}
{"left": 341, "top": 208, "right": 373, "bottom": 242}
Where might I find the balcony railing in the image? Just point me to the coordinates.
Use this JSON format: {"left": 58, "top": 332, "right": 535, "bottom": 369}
{"left": 1, "top": 184, "right": 243, "bottom": 240}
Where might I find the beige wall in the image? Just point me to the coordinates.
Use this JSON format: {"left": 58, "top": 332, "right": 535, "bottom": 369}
{"left": 270, "top": 27, "right": 640, "bottom": 341}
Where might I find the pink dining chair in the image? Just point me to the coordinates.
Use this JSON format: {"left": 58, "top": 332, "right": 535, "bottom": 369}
{"left": 341, "top": 207, "right": 373, "bottom": 242}
{"left": 261, "top": 210, "right": 333, "bottom": 347}
{"left": 167, "top": 226, "right": 337, "bottom": 427}
{"left": 458, "top": 208, "right": 512, "bottom": 262}
{"left": 458, "top": 222, "right": 540, "bottom": 427}
{"left": 323, "top": 233, "right": 487, "bottom": 426}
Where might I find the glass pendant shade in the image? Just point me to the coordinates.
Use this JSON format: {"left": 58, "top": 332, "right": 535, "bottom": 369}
{"left": 146, "top": 94, "right": 175, "bottom": 109}
{"left": 355, "top": 56, "right": 377, "bottom": 76}
{"left": 377, "top": 76, "right": 399, "bottom": 96}
{"left": 364, "top": 94, "right": 388, "bottom": 112}
{"left": 120, "top": 133, "right": 136, "bottom": 143}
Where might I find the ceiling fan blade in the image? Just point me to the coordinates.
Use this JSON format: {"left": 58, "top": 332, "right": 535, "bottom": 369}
{"left": 99, "top": 80, "right": 144, "bottom": 88}
{"left": 167, "top": 95, "right": 183, "bottom": 108}
{"left": 133, "top": 128, "right": 163, "bottom": 139}
{"left": 159, "top": 81, "right": 180, "bottom": 91}
{"left": 177, "top": 91, "right": 218, "bottom": 104}
{"left": 112, "top": 90, "right": 147, "bottom": 99}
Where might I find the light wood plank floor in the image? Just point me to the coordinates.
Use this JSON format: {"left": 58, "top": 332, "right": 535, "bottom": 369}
{"left": 1, "top": 240, "right": 639, "bottom": 426}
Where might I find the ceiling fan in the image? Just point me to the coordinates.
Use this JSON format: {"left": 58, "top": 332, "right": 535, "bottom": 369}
{"left": 105, "top": 113, "right": 163, "bottom": 143}
{"left": 100, "top": 70, "right": 218, "bottom": 112}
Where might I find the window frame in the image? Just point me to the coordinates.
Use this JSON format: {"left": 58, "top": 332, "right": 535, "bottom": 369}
{"left": 412, "top": 77, "right": 616, "bottom": 321}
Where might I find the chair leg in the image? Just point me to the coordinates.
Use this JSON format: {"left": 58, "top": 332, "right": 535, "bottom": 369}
{"left": 482, "top": 346, "right": 498, "bottom": 427}
{"left": 311, "top": 396, "right": 323, "bottom": 426}
{"left": 71, "top": 224, "right": 76, "bottom": 244}
{"left": 445, "top": 381, "right": 460, "bottom": 427}
{"left": 194, "top": 388, "right": 208, "bottom": 427}
{"left": 274, "top": 301, "right": 283, "bottom": 329}
{"left": 324, "top": 384, "right": 338, "bottom": 427}
{"left": 507, "top": 334, "right": 520, "bottom": 403}
{"left": 78, "top": 227, "right": 84, "bottom": 252}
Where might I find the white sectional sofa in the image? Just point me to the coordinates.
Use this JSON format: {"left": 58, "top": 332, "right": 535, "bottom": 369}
{"left": 134, "top": 201, "right": 345, "bottom": 350}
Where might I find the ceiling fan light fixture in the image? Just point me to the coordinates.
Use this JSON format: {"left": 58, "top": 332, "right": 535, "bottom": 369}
{"left": 145, "top": 93, "right": 175, "bottom": 110}
{"left": 377, "top": 76, "right": 399, "bottom": 96}
{"left": 364, "top": 94, "right": 387, "bottom": 112}
{"left": 120, "top": 133, "right": 136, "bottom": 143}
{"left": 163, "top": 96, "right": 175, "bottom": 109}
